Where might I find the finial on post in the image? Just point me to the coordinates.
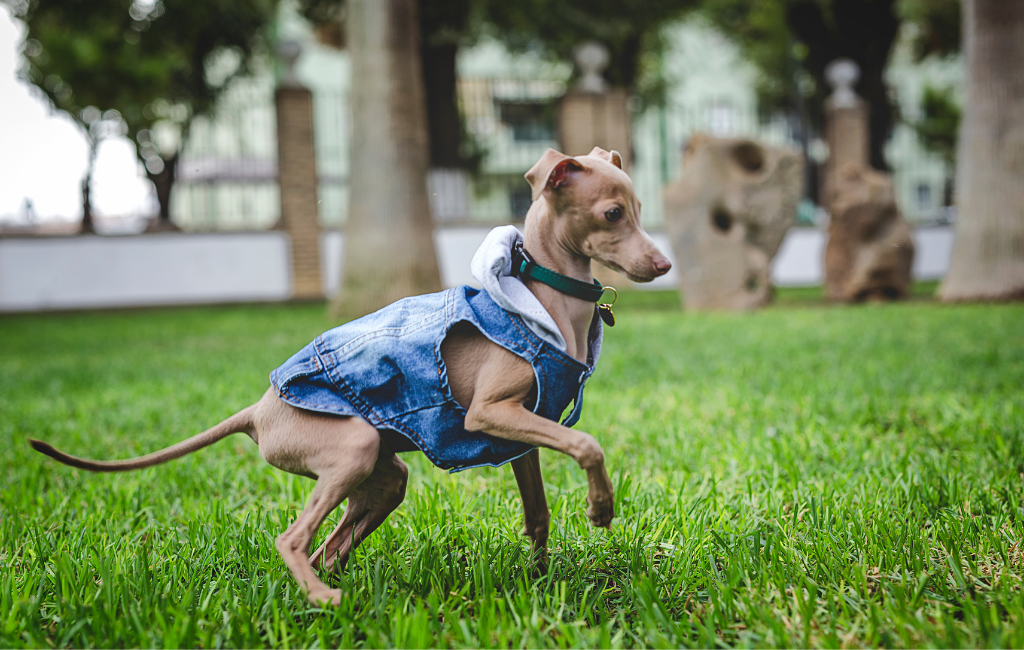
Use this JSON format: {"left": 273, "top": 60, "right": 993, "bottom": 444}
{"left": 278, "top": 40, "right": 303, "bottom": 88}
{"left": 573, "top": 42, "right": 609, "bottom": 93}
{"left": 825, "top": 58, "right": 861, "bottom": 108}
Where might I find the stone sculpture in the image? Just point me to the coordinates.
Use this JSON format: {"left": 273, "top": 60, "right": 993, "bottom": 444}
{"left": 663, "top": 133, "right": 804, "bottom": 310}
{"left": 824, "top": 165, "right": 915, "bottom": 301}
{"left": 821, "top": 58, "right": 915, "bottom": 302}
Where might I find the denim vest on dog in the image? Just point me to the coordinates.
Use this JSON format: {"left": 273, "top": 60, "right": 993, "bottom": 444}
{"left": 270, "top": 286, "right": 598, "bottom": 472}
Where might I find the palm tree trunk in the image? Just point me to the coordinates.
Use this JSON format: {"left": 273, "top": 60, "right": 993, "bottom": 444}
{"left": 80, "top": 137, "right": 98, "bottom": 234}
{"left": 145, "top": 153, "right": 181, "bottom": 232}
{"left": 80, "top": 178, "right": 95, "bottom": 234}
{"left": 334, "top": 0, "right": 441, "bottom": 318}
{"left": 939, "top": 0, "right": 1024, "bottom": 301}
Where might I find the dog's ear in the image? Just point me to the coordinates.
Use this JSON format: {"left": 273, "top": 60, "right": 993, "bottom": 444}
{"left": 587, "top": 146, "right": 623, "bottom": 169}
{"left": 525, "top": 148, "right": 585, "bottom": 201}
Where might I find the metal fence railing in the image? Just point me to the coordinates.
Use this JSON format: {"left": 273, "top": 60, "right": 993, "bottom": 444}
{"left": 171, "top": 77, "right": 954, "bottom": 231}
{"left": 459, "top": 78, "right": 565, "bottom": 224}
{"left": 172, "top": 77, "right": 278, "bottom": 230}
{"left": 172, "top": 80, "right": 351, "bottom": 231}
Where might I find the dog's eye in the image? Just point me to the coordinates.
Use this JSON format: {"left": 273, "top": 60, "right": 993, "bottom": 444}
{"left": 605, "top": 207, "right": 622, "bottom": 223}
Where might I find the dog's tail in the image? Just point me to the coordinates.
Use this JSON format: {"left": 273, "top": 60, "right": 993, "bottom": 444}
{"left": 28, "top": 405, "right": 257, "bottom": 472}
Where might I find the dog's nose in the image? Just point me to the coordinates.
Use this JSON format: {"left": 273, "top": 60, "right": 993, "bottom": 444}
{"left": 652, "top": 254, "right": 672, "bottom": 276}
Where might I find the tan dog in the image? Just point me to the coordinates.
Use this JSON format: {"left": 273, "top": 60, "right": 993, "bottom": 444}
{"left": 30, "top": 147, "right": 671, "bottom": 606}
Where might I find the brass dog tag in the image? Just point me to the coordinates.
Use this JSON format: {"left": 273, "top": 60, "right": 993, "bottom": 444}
{"left": 598, "top": 286, "right": 617, "bottom": 327}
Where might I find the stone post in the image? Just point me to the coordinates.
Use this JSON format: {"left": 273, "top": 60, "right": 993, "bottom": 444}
{"left": 557, "top": 42, "right": 632, "bottom": 168}
{"left": 822, "top": 59, "right": 869, "bottom": 199}
{"left": 275, "top": 41, "right": 323, "bottom": 299}
{"left": 557, "top": 42, "right": 633, "bottom": 286}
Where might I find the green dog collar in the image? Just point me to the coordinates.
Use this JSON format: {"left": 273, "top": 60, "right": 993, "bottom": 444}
{"left": 510, "top": 244, "right": 605, "bottom": 302}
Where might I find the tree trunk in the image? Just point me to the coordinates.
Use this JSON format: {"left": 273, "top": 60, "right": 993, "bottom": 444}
{"left": 334, "top": 0, "right": 441, "bottom": 318}
{"left": 860, "top": 57, "right": 896, "bottom": 173}
{"left": 417, "top": 0, "right": 472, "bottom": 168}
{"left": 421, "top": 41, "right": 462, "bottom": 168}
{"left": 939, "top": 0, "right": 1024, "bottom": 301}
{"left": 80, "top": 178, "right": 95, "bottom": 234}
{"left": 79, "top": 138, "right": 98, "bottom": 234}
{"left": 145, "top": 153, "right": 181, "bottom": 232}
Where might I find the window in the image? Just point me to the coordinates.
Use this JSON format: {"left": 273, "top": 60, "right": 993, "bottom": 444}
{"left": 707, "top": 102, "right": 736, "bottom": 136}
{"left": 510, "top": 186, "right": 533, "bottom": 218}
{"left": 916, "top": 182, "right": 932, "bottom": 209}
{"left": 496, "top": 101, "right": 556, "bottom": 142}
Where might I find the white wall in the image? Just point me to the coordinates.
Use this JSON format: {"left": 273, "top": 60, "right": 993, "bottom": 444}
{"left": 0, "top": 232, "right": 291, "bottom": 311}
{"left": 768, "top": 226, "right": 954, "bottom": 287}
{"left": 0, "top": 226, "right": 953, "bottom": 312}
{"left": 912, "top": 226, "right": 955, "bottom": 281}
{"left": 772, "top": 229, "right": 828, "bottom": 287}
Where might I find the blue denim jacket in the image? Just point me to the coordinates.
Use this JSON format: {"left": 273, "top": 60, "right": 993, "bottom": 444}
{"left": 270, "top": 286, "right": 598, "bottom": 472}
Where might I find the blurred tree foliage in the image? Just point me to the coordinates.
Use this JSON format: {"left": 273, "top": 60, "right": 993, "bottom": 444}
{"left": 299, "top": 0, "right": 698, "bottom": 169}
{"left": 300, "top": 0, "right": 486, "bottom": 169}
{"left": 900, "top": 0, "right": 962, "bottom": 183}
{"left": 481, "top": 0, "right": 699, "bottom": 110}
{"left": 301, "top": 0, "right": 961, "bottom": 177}
{"left": 702, "top": 0, "right": 900, "bottom": 171}
{"left": 701, "top": 0, "right": 962, "bottom": 172}
{"left": 10, "top": 0, "right": 279, "bottom": 230}
{"left": 906, "top": 83, "right": 960, "bottom": 206}
{"left": 900, "top": 0, "right": 961, "bottom": 60}
{"left": 908, "top": 84, "right": 960, "bottom": 166}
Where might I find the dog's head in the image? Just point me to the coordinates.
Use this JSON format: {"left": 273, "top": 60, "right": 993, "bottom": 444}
{"left": 525, "top": 147, "right": 671, "bottom": 282}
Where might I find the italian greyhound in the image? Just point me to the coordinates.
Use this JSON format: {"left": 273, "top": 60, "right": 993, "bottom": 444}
{"left": 30, "top": 147, "right": 672, "bottom": 606}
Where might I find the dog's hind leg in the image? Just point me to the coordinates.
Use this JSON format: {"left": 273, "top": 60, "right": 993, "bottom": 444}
{"left": 257, "top": 403, "right": 382, "bottom": 606}
{"left": 310, "top": 441, "right": 408, "bottom": 573}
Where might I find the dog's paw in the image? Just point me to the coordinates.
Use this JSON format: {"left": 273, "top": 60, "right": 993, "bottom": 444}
{"left": 528, "top": 559, "right": 549, "bottom": 579}
{"left": 586, "top": 494, "right": 614, "bottom": 528}
{"left": 307, "top": 588, "right": 342, "bottom": 607}
{"left": 526, "top": 544, "right": 549, "bottom": 578}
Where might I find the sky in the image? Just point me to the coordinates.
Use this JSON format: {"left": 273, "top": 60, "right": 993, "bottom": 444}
{"left": 0, "top": 5, "right": 152, "bottom": 225}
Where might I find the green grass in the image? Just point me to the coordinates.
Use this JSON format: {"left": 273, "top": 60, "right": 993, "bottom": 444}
{"left": 2, "top": 290, "right": 1023, "bottom": 648}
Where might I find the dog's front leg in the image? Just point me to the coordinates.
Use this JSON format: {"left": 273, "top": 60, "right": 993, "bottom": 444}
{"left": 450, "top": 344, "right": 614, "bottom": 527}
{"left": 511, "top": 449, "right": 549, "bottom": 569}
{"left": 462, "top": 359, "right": 614, "bottom": 528}
{"left": 470, "top": 400, "right": 613, "bottom": 527}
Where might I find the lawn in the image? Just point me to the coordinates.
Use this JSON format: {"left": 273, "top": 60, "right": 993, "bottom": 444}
{"left": 1, "top": 288, "right": 1023, "bottom": 648}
